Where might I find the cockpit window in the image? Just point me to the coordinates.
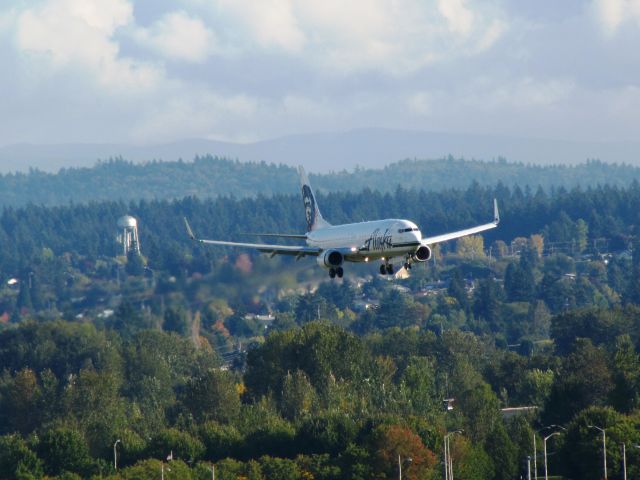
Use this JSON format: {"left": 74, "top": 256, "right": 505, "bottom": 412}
{"left": 398, "top": 227, "right": 419, "bottom": 233}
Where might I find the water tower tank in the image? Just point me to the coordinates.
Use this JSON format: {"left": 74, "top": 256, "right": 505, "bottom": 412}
{"left": 117, "top": 215, "right": 137, "bottom": 228}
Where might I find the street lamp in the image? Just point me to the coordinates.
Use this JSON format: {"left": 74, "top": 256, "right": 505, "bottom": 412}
{"left": 444, "top": 430, "right": 463, "bottom": 480}
{"left": 588, "top": 425, "right": 607, "bottom": 480}
{"left": 533, "top": 425, "right": 565, "bottom": 480}
{"left": 398, "top": 454, "right": 412, "bottom": 480}
{"left": 543, "top": 432, "right": 562, "bottom": 480}
{"left": 113, "top": 439, "right": 121, "bottom": 470}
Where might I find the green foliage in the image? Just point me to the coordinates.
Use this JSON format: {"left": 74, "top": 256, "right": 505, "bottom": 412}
{"left": 36, "top": 426, "right": 92, "bottom": 477}
{"left": 244, "top": 322, "right": 367, "bottom": 401}
{"left": 198, "top": 422, "right": 243, "bottom": 460}
{"left": 545, "top": 339, "right": 614, "bottom": 423}
{"left": 0, "top": 434, "right": 43, "bottom": 479}
{"left": 146, "top": 428, "right": 205, "bottom": 464}
{"left": 180, "top": 369, "right": 241, "bottom": 424}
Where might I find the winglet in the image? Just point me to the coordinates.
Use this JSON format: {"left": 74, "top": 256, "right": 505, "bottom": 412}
{"left": 493, "top": 199, "right": 500, "bottom": 225}
{"left": 184, "top": 217, "right": 196, "bottom": 241}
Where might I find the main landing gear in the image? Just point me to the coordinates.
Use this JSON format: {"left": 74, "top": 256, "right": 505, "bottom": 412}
{"left": 379, "top": 263, "right": 394, "bottom": 275}
{"left": 329, "top": 267, "right": 344, "bottom": 279}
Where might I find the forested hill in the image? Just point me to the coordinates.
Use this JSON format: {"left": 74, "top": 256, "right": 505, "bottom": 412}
{"left": 1, "top": 181, "right": 639, "bottom": 274}
{"left": 1, "top": 156, "right": 640, "bottom": 207}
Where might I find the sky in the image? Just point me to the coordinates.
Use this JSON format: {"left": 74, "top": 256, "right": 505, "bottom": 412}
{"left": 0, "top": 0, "right": 639, "bottom": 147}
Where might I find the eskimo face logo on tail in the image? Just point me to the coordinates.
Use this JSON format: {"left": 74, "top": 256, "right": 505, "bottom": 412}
{"left": 302, "top": 185, "right": 316, "bottom": 230}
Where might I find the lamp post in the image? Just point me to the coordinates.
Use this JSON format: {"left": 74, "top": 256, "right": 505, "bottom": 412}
{"left": 398, "top": 454, "right": 412, "bottom": 480}
{"left": 588, "top": 425, "right": 607, "bottom": 480}
{"left": 527, "top": 455, "right": 532, "bottom": 480}
{"left": 113, "top": 439, "right": 121, "bottom": 471}
{"left": 622, "top": 443, "right": 627, "bottom": 480}
{"left": 533, "top": 425, "right": 564, "bottom": 480}
{"left": 543, "top": 432, "right": 561, "bottom": 480}
{"left": 444, "top": 430, "right": 463, "bottom": 480}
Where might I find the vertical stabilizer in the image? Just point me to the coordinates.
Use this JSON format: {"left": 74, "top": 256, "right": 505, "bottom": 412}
{"left": 299, "top": 166, "right": 331, "bottom": 232}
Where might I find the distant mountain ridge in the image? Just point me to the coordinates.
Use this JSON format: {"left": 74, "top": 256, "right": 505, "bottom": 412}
{"left": 0, "top": 128, "right": 639, "bottom": 173}
{"left": 0, "top": 156, "right": 639, "bottom": 208}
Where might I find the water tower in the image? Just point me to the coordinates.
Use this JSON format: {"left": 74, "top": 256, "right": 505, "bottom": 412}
{"left": 117, "top": 215, "right": 141, "bottom": 256}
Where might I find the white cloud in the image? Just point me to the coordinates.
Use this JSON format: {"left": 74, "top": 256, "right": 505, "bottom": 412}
{"left": 208, "top": 0, "right": 506, "bottom": 75}
{"left": 216, "top": 0, "right": 306, "bottom": 53}
{"left": 461, "top": 77, "right": 576, "bottom": 111}
{"left": 593, "top": 0, "right": 640, "bottom": 34}
{"left": 15, "top": 0, "right": 161, "bottom": 91}
{"left": 407, "top": 92, "right": 434, "bottom": 116}
{"left": 438, "top": 0, "right": 474, "bottom": 35}
{"left": 134, "top": 11, "right": 217, "bottom": 63}
{"left": 130, "top": 88, "right": 258, "bottom": 143}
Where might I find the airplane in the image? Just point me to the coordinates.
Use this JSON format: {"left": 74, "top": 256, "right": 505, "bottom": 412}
{"left": 184, "top": 166, "right": 499, "bottom": 279}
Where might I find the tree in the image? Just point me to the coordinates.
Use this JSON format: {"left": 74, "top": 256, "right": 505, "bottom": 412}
{"left": 163, "top": 306, "right": 190, "bottom": 336}
{"left": 16, "top": 280, "right": 32, "bottom": 312}
{"left": 181, "top": 369, "right": 241, "bottom": 424}
{"left": 280, "top": 370, "right": 317, "bottom": 420}
{"left": 473, "top": 278, "right": 503, "bottom": 331}
{"left": 37, "top": 427, "right": 92, "bottom": 477}
{"left": 400, "top": 356, "right": 438, "bottom": 415}
{"left": 545, "top": 339, "right": 613, "bottom": 423}
{"left": 145, "top": 428, "right": 205, "bottom": 465}
{"left": 609, "top": 334, "right": 640, "bottom": 413}
{"left": 259, "top": 456, "right": 300, "bottom": 480}
{"left": 456, "top": 235, "right": 485, "bottom": 258}
{"left": 0, "top": 434, "right": 43, "bottom": 480}
{"left": 372, "top": 424, "right": 437, "bottom": 480}
{"left": 1, "top": 368, "right": 42, "bottom": 434}
{"left": 504, "top": 262, "right": 535, "bottom": 302}
{"left": 485, "top": 423, "right": 518, "bottom": 480}
{"left": 447, "top": 269, "right": 468, "bottom": 310}
{"left": 125, "top": 251, "right": 145, "bottom": 276}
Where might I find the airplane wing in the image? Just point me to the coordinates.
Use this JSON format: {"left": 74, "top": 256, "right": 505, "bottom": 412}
{"left": 244, "top": 233, "right": 308, "bottom": 240}
{"left": 184, "top": 218, "right": 321, "bottom": 257}
{"left": 421, "top": 199, "right": 500, "bottom": 246}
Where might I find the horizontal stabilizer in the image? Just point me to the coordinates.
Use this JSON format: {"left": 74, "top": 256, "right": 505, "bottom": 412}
{"left": 184, "top": 217, "right": 320, "bottom": 257}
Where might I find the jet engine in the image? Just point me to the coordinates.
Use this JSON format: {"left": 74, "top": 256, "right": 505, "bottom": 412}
{"left": 413, "top": 245, "right": 432, "bottom": 262}
{"left": 317, "top": 250, "right": 343, "bottom": 269}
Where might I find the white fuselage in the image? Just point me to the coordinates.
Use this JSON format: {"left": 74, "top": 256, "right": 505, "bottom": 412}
{"left": 306, "top": 218, "right": 422, "bottom": 261}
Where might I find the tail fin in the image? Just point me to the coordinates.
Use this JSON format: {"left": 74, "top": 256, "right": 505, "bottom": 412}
{"left": 299, "top": 166, "right": 331, "bottom": 232}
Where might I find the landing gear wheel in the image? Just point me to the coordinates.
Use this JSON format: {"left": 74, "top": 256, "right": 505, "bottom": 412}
{"left": 329, "top": 268, "right": 336, "bottom": 279}
{"left": 386, "top": 264, "right": 394, "bottom": 275}
{"left": 336, "top": 267, "right": 344, "bottom": 278}
{"left": 380, "top": 264, "right": 387, "bottom": 275}
{"left": 404, "top": 262, "right": 410, "bottom": 270}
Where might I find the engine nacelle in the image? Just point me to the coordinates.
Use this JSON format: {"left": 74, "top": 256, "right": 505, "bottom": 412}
{"left": 317, "top": 250, "right": 343, "bottom": 269}
{"left": 413, "top": 245, "right": 432, "bottom": 262}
